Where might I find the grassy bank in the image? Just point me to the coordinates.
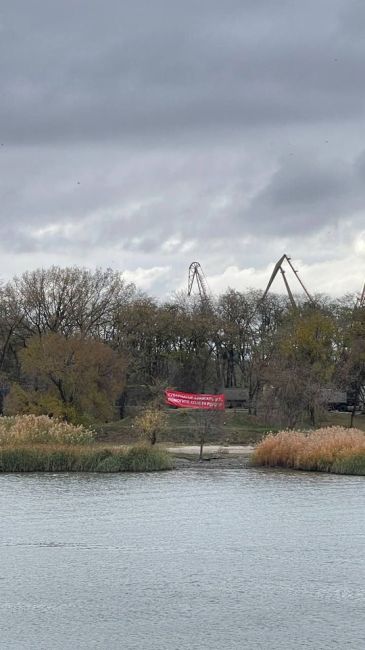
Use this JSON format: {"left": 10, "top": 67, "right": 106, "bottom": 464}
{"left": 252, "top": 426, "right": 365, "bottom": 475}
{"left": 97, "top": 409, "right": 365, "bottom": 446}
{"left": 97, "top": 409, "right": 278, "bottom": 445}
{"left": 0, "top": 444, "right": 173, "bottom": 473}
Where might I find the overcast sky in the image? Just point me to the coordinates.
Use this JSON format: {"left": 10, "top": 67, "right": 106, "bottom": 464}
{"left": 1, "top": 0, "right": 365, "bottom": 299}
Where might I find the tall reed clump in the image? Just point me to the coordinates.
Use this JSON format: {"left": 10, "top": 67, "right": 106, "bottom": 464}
{"left": 0, "top": 415, "right": 172, "bottom": 473}
{"left": 252, "top": 426, "right": 365, "bottom": 475}
{"left": 0, "top": 414, "right": 95, "bottom": 446}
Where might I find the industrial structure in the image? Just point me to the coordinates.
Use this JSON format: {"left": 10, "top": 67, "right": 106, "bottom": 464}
{"left": 187, "top": 257, "right": 365, "bottom": 413}
{"left": 188, "top": 254, "right": 314, "bottom": 310}
{"left": 261, "top": 254, "right": 314, "bottom": 307}
{"left": 356, "top": 282, "right": 365, "bottom": 309}
{"left": 187, "top": 262, "right": 211, "bottom": 306}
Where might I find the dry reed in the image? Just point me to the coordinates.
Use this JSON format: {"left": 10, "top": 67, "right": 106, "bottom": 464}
{"left": 0, "top": 414, "right": 94, "bottom": 446}
{"left": 252, "top": 426, "right": 365, "bottom": 475}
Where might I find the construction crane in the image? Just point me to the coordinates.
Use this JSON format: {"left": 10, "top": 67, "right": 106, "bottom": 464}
{"left": 356, "top": 282, "right": 365, "bottom": 309}
{"left": 261, "top": 254, "right": 314, "bottom": 308}
{"left": 187, "top": 262, "right": 211, "bottom": 305}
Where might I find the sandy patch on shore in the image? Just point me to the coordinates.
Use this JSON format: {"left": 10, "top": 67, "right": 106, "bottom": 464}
{"left": 167, "top": 444, "right": 254, "bottom": 455}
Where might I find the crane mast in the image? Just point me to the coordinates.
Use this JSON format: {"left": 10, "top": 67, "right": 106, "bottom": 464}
{"left": 356, "top": 282, "right": 365, "bottom": 309}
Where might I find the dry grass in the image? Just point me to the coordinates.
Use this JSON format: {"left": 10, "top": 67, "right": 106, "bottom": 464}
{"left": 0, "top": 414, "right": 95, "bottom": 446}
{"left": 252, "top": 426, "right": 365, "bottom": 475}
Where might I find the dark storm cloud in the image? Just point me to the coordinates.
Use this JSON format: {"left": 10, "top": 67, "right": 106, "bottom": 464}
{"left": 1, "top": 0, "right": 365, "bottom": 144}
{"left": 245, "top": 154, "right": 364, "bottom": 237}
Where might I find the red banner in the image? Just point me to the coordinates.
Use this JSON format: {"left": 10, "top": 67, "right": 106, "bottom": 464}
{"left": 165, "top": 389, "right": 225, "bottom": 410}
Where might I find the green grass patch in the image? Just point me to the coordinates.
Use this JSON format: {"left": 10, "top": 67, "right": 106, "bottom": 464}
{"left": 320, "top": 411, "right": 365, "bottom": 432}
{"left": 0, "top": 444, "right": 173, "bottom": 473}
{"left": 331, "top": 452, "right": 365, "bottom": 475}
{"left": 96, "top": 409, "right": 365, "bottom": 452}
{"left": 96, "top": 408, "right": 278, "bottom": 445}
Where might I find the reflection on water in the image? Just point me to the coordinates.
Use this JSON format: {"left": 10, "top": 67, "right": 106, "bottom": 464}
{"left": 0, "top": 469, "right": 364, "bottom": 649}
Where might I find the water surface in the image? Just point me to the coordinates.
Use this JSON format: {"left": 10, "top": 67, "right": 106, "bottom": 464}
{"left": 0, "top": 468, "right": 364, "bottom": 649}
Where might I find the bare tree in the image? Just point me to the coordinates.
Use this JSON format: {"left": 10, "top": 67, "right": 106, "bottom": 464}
{"left": 7, "top": 266, "right": 136, "bottom": 339}
{"left": 189, "top": 409, "right": 223, "bottom": 460}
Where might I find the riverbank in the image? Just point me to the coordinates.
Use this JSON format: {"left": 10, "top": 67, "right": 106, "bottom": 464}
{"left": 173, "top": 456, "right": 251, "bottom": 470}
{"left": 167, "top": 444, "right": 254, "bottom": 455}
{"left": 167, "top": 444, "right": 253, "bottom": 470}
{"left": 97, "top": 409, "right": 365, "bottom": 446}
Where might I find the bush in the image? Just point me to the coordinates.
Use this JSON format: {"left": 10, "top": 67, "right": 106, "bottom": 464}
{"left": 252, "top": 426, "right": 365, "bottom": 475}
{"left": 134, "top": 408, "right": 168, "bottom": 445}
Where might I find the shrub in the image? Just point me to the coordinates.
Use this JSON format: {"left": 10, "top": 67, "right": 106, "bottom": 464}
{"left": 134, "top": 408, "right": 168, "bottom": 445}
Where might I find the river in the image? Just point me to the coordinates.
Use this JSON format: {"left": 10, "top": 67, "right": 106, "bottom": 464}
{"left": 0, "top": 468, "right": 364, "bottom": 649}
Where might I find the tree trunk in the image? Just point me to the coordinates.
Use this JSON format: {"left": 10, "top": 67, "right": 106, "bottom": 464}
{"left": 350, "top": 384, "right": 361, "bottom": 428}
{"left": 199, "top": 437, "right": 204, "bottom": 461}
{"left": 309, "top": 406, "right": 316, "bottom": 427}
{"left": 350, "top": 403, "right": 356, "bottom": 428}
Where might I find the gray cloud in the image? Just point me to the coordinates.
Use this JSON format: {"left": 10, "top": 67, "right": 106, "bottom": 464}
{"left": 0, "top": 0, "right": 365, "bottom": 295}
{"left": 245, "top": 154, "right": 364, "bottom": 237}
{"left": 2, "top": 0, "right": 365, "bottom": 144}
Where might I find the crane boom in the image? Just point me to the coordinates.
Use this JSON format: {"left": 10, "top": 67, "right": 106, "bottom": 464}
{"left": 261, "top": 254, "right": 314, "bottom": 307}
{"left": 261, "top": 255, "right": 286, "bottom": 301}
{"left": 280, "top": 267, "right": 296, "bottom": 308}
{"left": 285, "top": 256, "right": 313, "bottom": 302}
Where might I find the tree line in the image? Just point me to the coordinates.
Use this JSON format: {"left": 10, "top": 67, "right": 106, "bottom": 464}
{"left": 0, "top": 266, "right": 363, "bottom": 428}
